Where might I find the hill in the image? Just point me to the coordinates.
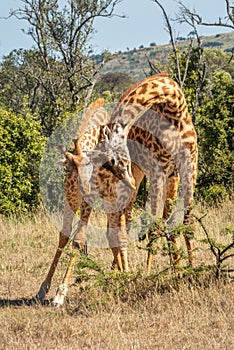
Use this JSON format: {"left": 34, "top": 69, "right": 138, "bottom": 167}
{"left": 100, "top": 31, "right": 234, "bottom": 81}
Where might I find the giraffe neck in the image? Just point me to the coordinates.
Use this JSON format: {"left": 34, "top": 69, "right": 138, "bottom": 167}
{"left": 109, "top": 75, "right": 188, "bottom": 130}
{"left": 75, "top": 106, "right": 110, "bottom": 155}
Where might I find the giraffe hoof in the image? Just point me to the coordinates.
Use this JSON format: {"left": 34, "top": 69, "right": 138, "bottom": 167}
{"left": 35, "top": 280, "right": 50, "bottom": 302}
{"left": 52, "top": 284, "right": 68, "bottom": 307}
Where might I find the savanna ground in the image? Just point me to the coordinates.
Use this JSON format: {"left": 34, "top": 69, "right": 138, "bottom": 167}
{"left": 0, "top": 201, "right": 233, "bottom": 350}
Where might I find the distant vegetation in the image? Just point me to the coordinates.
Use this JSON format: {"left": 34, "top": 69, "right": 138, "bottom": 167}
{"left": 100, "top": 32, "right": 234, "bottom": 80}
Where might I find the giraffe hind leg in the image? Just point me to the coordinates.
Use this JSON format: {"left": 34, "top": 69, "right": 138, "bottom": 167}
{"left": 147, "top": 175, "right": 180, "bottom": 275}
{"left": 164, "top": 176, "right": 182, "bottom": 268}
{"left": 183, "top": 213, "right": 195, "bottom": 267}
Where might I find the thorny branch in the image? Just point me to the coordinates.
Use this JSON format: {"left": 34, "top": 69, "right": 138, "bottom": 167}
{"left": 194, "top": 214, "right": 234, "bottom": 278}
{"left": 178, "top": 0, "right": 234, "bottom": 30}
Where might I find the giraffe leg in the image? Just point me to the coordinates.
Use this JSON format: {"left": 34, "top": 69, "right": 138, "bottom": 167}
{"left": 107, "top": 213, "right": 129, "bottom": 272}
{"left": 180, "top": 165, "right": 197, "bottom": 268}
{"left": 73, "top": 201, "right": 92, "bottom": 252}
{"left": 35, "top": 201, "right": 76, "bottom": 302}
{"left": 147, "top": 251, "right": 154, "bottom": 275}
{"left": 177, "top": 146, "right": 197, "bottom": 267}
{"left": 52, "top": 252, "right": 79, "bottom": 307}
{"left": 147, "top": 174, "right": 180, "bottom": 274}
{"left": 35, "top": 232, "right": 69, "bottom": 302}
{"left": 52, "top": 201, "right": 92, "bottom": 306}
{"left": 111, "top": 246, "right": 129, "bottom": 272}
{"left": 124, "top": 165, "right": 144, "bottom": 234}
{"left": 183, "top": 213, "right": 195, "bottom": 267}
{"left": 163, "top": 176, "right": 181, "bottom": 268}
{"left": 36, "top": 232, "right": 69, "bottom": 302}
{"left": 146, "top": 170, "right": 166, "bottom": 275}
{"left": 111, "top": 247, "right": 123, "bottom": 271}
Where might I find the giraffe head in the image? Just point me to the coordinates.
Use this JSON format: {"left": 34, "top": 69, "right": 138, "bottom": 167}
{"left": 61, "top": 136, "right": 135, "bottom": 196}
{"left": 60, "top": 99, "right": 136, "bottom": 195}
{"left": 99, "top": 121, "right": 136, "bottom": 190}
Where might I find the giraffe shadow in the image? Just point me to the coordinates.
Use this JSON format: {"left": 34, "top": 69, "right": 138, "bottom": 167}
{"left": 0, "top": 297, "right": 52, "bottom": 308}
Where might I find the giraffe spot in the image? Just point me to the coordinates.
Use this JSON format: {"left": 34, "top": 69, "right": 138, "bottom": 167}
{"left": 138, "top": 83, "right": 148, "bottom": 95}
{"left": 136, "top": 97, "right": 145, "bottom": 105}
{"left": 162, "top": 86, "right": 170, "bottom": 95}
{"left": 128, "top": 97, "right": 135, "bottom": 104}
{"left": 151, "top": 82, "right": 159, "bottom": 89}
{"left": 182, "top": 130, "right": 197, "bottom": 139}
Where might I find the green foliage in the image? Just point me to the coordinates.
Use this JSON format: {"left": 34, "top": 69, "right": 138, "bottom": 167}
{"left": 200, "top": 185, "right": 228, "bottom": 206}
{"left": 0, "top": 49, "right": 84, "bottom": 136}
{"left": 196, "top": 70, "right": 234, "bottom": 202}
{"left": 3, "top": 0, "right": 124, "bottom": 136}
{"left": 168, "top": 47, "right": 234, "bottom": 204}
{"left": 0, "top": 107, "right": 46, "bottom": 214}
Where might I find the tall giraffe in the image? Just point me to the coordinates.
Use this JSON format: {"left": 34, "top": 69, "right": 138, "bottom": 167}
{"left": 36, "top": 99, "right": 137, "bottom": 303}
{"left": 99, "top": 73, "right": 198, "bottom": 268}
{"left": 36, "top": 94, "right": 182, "bottom": 306}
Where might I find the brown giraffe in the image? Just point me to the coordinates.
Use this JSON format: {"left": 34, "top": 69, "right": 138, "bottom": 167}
{"left": 104, "top": 73, "right": 198, "bottom": 270}
{"left": 36, "top": 99, "right": 137, "bottom": 303}
{"left": 36, "top": 94, "right": 182, "bottom": 306}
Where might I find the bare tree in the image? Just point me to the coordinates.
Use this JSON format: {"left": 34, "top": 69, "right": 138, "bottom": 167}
{"left": 152, "top": 0, "right": 206, "bottom": 123}
{"left": 175, "top": 0, "right": 234, "bottom": 120}
{"left": 152, "top": 0, "right": 184, "bottom": 87}
{"left": 178, "top": 0, "right": 234, "bottom": 30}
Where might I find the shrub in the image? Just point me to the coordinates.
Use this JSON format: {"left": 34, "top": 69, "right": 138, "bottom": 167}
{"left": 0, "top": 107, "right": 46, "bottom": 214}
{"left": 198, "top": 184, "right": 229, "bottom": 206}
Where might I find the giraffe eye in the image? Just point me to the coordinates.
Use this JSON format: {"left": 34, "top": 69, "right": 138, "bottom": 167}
{"left": 111, "top": 158, "right": 116, "bottom": 166}
{"left": 118, "top": 158, "right": 128, "bottom": 168}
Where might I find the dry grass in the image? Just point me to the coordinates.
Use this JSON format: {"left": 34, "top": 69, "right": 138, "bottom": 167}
{"left": 0, "top": 201, "right": 233, "bottom": 350}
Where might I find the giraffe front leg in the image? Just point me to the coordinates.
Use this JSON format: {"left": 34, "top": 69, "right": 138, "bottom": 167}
{"left": 111, "top": 247, "right": 123, "bottom": 271}
{"left": 36, "top": 232, "right": 69, "bottom": 302}
{"left": 53, "top": 201, "right": 92, "bottom": 306}
{"left": 35, "top": 200, "right": 76, "bottom": 302}
{"left": 107, "top": 213, "right": 129, "bottom": 272}
{"left": 111, "top": 246, "right": 128, "bottom": 272}
{"left": 52, "top": 252, "right": 79, "bottom": 307}
{"left": 73, "top": 201, "right": 92, "bottom": 253}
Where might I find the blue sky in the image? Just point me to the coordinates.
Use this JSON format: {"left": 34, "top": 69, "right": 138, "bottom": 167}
{"left": 0, "top": 0, "right": 232, "bottom": 58}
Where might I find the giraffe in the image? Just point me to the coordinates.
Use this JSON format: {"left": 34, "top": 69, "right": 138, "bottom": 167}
{"left": 36, "top": 99, "right": 137, "bottom": 303}
{"left": 36, "top": 94, "right": 182, "bottom": 306}
{"left": 97, "top": 73, "right": 198, "bottom": 269}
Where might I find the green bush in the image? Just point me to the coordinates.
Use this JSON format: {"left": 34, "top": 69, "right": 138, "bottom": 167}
{"left": 196, "top": 70, "right": 234, "bottom": 203}
{"left": 198, "top": 184, "right": 228, "bottom": 206}
{"left": 0, "top": 107, "right": 46, "bottom": 214}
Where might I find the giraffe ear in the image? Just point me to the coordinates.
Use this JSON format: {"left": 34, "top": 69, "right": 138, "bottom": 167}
{"left": 65, "top": 151, "right": 75, "bottom": 163}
